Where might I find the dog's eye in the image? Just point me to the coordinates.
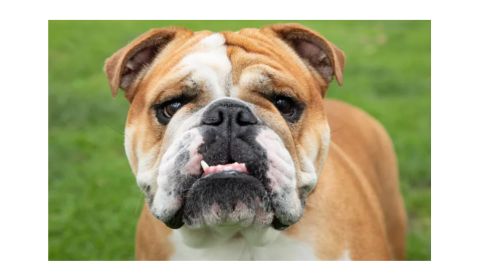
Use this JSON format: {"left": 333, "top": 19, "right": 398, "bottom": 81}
{"left": 154, "top": 99, "right": 185, "bottom": 124}
{"left": 163, "top": 101, "right": 183, "bottom": 118}
{"left": 272, "top": 95, "right": 303, "bottom": 122}
{"left": 274, "top": 96, "right": 295, "bottom": 116}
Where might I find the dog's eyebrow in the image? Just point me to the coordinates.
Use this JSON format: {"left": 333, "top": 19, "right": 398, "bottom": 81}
{"left": 238, "top": 67, "right": 301, "bottom": 101}
{"left": 156, "top": 85, "right": 202, "bottom": 105}
{"left": 148, "top": 73, "right": 199, "bottom": 103}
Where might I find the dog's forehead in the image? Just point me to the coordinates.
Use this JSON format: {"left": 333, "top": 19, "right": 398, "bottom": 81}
{"left": 139, "top": 30, "right": 311, "bottom": 100}
{"left": 223, "top": 30, "right": 312, "bottom": 86}
{"left": 180, "top": 33, "right": 232, "bottom": 98}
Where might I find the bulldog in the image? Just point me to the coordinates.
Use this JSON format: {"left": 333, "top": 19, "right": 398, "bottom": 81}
{"left": 104, "top": 23, "right": 407, "bottom": 260}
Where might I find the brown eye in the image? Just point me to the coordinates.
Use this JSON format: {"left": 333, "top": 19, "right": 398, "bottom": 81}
{"left": 274, "top": 96, "right": 295, "bottom": 116}
{"left": 163, "top": 101, "right": 183, "bottom": 118}
{"left": 271, "top": 95, "right": 304, "bottom": 123}
{"left": 155, "top": 100, "right": 185, "bottom": 125}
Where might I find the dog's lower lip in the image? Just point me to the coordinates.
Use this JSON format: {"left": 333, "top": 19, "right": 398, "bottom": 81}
{"left": 182, "top": 171, "right": 273, "bottom": 228}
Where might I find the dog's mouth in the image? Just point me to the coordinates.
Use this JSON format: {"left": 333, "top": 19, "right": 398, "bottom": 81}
{"left": 162, "top": 159, "right": 284, "bottom": 230}
{"left": 200, "top": 160, "right": 249, "bottom": 177}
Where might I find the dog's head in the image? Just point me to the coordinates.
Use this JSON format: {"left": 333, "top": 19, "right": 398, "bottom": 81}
{"left": 104, "top": 23, "right": 344, "bottom": 246}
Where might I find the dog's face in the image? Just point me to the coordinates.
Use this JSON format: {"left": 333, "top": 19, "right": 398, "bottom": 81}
{"left": 105, "top": 24, "right": 344, "bottom": 246}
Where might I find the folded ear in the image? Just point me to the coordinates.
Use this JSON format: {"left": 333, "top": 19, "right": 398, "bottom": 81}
{"left": 264, "top": 23, "right": 345, "bottom": 86}
{"left": 104, "top": 27, "right": 189, "bottom": 100}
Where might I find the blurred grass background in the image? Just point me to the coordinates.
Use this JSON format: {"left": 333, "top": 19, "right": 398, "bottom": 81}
{"left": 49, "top": 20, "right": 430, "bottom": 260}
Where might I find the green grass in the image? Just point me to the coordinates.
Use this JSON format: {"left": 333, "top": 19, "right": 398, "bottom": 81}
{"left": 49, "top": 20, "right": 430, "bottom": 260}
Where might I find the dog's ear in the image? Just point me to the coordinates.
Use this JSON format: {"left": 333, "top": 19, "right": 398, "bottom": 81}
{"left": 263, "top": 23, "right": 345, "bottom": 86}
{"left": 104, "top": 27, "right": 190, "bottom": 100}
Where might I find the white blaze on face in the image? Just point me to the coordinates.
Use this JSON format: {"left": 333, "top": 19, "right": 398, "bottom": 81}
{"left": 178, "top": 33, "right": 232, "bottom": 98}
{"left": 147, "top": 33, "right": 233, "bottom": 222}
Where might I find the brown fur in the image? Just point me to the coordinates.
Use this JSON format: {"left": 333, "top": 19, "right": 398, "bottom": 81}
{"left": 105, "top": 24, "right": 407, "bottom": 260}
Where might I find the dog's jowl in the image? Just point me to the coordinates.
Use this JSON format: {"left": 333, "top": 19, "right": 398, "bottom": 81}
{"left": 104, "top": 24, "right": 407, "bottom": 260}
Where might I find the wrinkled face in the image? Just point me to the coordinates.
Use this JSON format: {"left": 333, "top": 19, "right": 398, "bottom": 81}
{"left": 111, "top": 26, "right": 342, "bottom": 246}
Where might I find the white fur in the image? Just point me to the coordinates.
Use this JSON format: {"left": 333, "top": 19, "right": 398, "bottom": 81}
{"left": 255, "top": 128, "right": 302, "bottom": 223}
{"left": 169, "top": 230, "right": 317, "bottom": 260}
{"left": 178, "top": 33, "right": 232, "bottom": 98}
{"left": 151, "top": 129, "right": 204, "bottom": 220}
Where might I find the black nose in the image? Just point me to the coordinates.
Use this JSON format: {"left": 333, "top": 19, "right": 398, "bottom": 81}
{"left": 201, "top": 99, "right": 258, "bottom": 127}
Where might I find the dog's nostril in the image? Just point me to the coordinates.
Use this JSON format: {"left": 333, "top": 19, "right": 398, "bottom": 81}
{"left": 237, "top": 110, "right": 257, "bottom": 126}
{"left": 203, "top": 110, "right": 224, "bottom": 125}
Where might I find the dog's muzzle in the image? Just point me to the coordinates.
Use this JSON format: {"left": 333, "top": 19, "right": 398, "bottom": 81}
{"left": 150, "top": 99, "right": 303, "bottom": 230}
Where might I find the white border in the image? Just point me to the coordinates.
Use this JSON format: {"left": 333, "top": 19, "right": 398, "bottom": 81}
{"left": 43, "top": 0, "right": 432, "bottom": 19}
{"left": 2, "top": 0, "right": 480, "bottom": 279}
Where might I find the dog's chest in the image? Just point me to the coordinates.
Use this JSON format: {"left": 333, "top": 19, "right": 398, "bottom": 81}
{"left": 168, "top": 231, "right": 318, "bottom": 260}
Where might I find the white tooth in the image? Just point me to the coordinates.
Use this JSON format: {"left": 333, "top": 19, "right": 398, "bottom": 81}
{"left": 201, "top": 160, "right": 210, "bottom": 171}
